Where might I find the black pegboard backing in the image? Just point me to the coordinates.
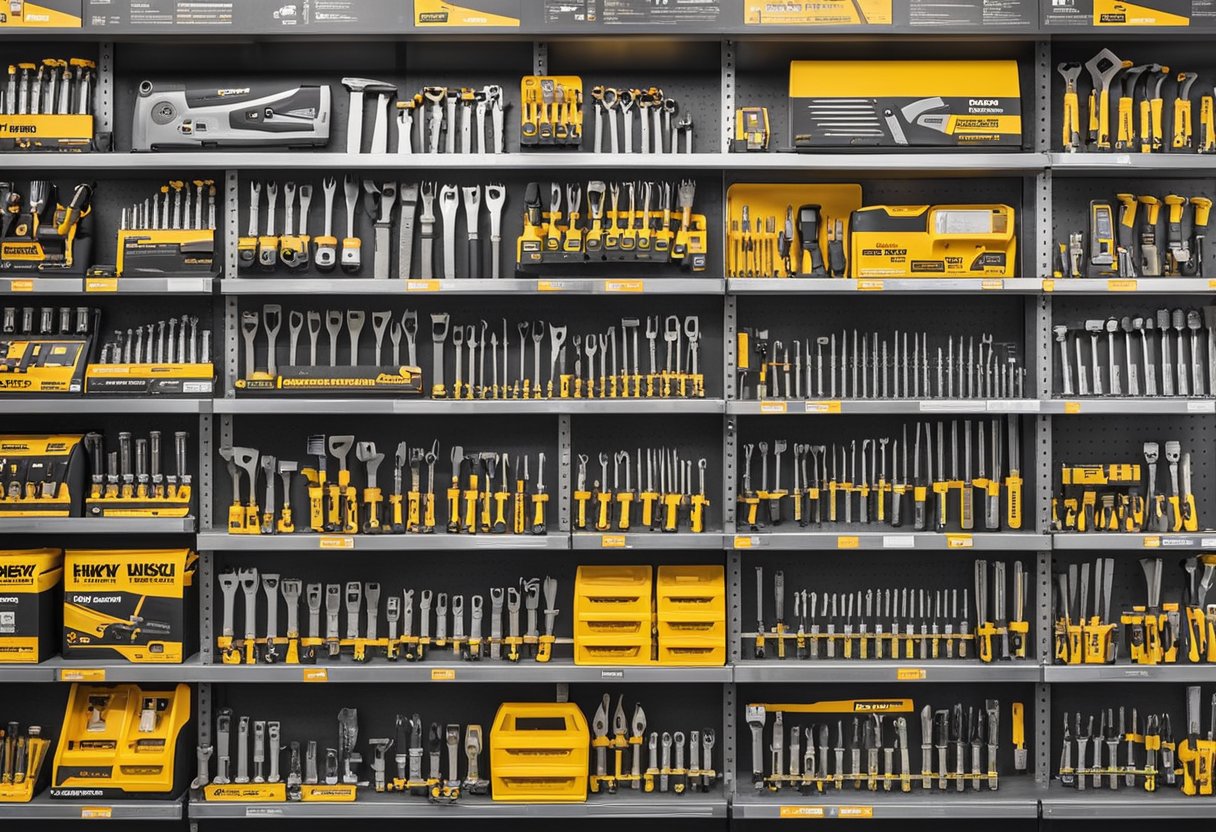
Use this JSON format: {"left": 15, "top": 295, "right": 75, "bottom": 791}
{"left": 738, "top": 551, "right": 1038, "bottom": 661}
{"left": 233, "top": 171, "right": 724, "bottom": 281}
{"left": 734, "top": 681, "right": 1038, "bottom": 784}
{"left": 112, "top": 41, "right": 408, "bottom": 153}
{"left": 231, "top": 295, "right": 724, "bottom": 399}
{"left": 210, "top": 548, "right": 723, "bottom": 664}
{"left": 209, "top": 681, "right": 725, "bottom": 788}
{"left": 1049, "top": 42, "right": 1216, "bottom": 156}
{"left": 570, "top": 413, "right": 724, "bottom": 534}
{"left": 736, "top": 414, "right": 1038, "bottom": 535}
{"left": 736, "top": 295, "right": 1030, "bottom": 399}
{"left": 1048, "top": 683, "right": 1216, "bottom": 776}
{"left": 1050, "top": 550, "right": 1201, "bottom": 665}
{"left": 213, "top": 412, "right": 557, "bottom": 532}
{"left": 733, "top": 41, "right": 1037, "bottom": 155}
{"left": 1051, "top": 177, "right": 1216, "bottom": 278}
{"left": 1049, "top": 295, "right": 1214, "bottom": 398}
{"left": 1051, "top": 415, "right": 1215, "bottom": 531}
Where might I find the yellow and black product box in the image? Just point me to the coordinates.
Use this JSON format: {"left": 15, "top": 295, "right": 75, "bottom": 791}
{"left": 789, "top": 60, "right": 1022, "bottom": 149}
{"left": 116, "top": 229, "right": 218, "bottom": 278}
{"left": 850, "top": 204, "right": 1018, "bottom": 279}
{"left": 0, "top": 548, "right": 62, "bottom": 663}
{"left": 1045, "top": 0, "right": 1193, "bottom": 27}
{"left": 236, "top": 364, "right": 424, "bottom": 395}
{"left": 0, "top": 192, "right": 94, "bottom": 273}
{"left": 0, "top": 113, "right": 95, "bottom": 152}
{"left": 0, "top": 335, "right": 91, "bottom": 394}
{"left": 51, "top": 682, "right": 191, "bottom": 799}
{"left": 62, "top": 549, "right": 197, "bottom": 663}
{"left": 0, "top": 434, "right": 84, "bottom": 516}
{"left": 0, "top": 1, "right": 83, "bottom": 28}
{"left": 414, "top": 0, "right": 521, "bottom": 27}
{"left": 745, "top": 0, "right": 892, "bottom": 26}
{"left": 85, "top": 363, "right": 215, "bottom": 397}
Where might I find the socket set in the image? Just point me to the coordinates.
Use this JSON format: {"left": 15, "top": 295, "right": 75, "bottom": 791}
{"left": 110, "top": 178, "right": 219, "bottom": 278}
{"left": 0, "top": 57, "right": 97, "bottom": 151}
{"left": 83, "top": 429, "right": 193, "bottom": 518}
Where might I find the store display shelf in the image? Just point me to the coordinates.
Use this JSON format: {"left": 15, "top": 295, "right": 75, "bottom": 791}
{"left": 188, "top": 792, "right": 727, "bottom": 819}
{"left": 729, "top": 532, "right": 1049, "bottom": 552}
{"left": 0, "top": 517, "right": 195, "bottom": 534}
{"left": 220, "top": 278, "right": 724, "bottom": 296}
{"left": 730, "top": 778, "right": 1043, "bottom": 819}
{"left": 0, "top": 793, "right": 184, "bottom": 821}
{"left": 1040, "top": 783, "right": 1214, "bottom": 818}
{"left": 0, "top": 398, "right": 211, "bottom": 414}
{"left": 195, "top": 531, "right": 568, "bottom": 551}
{"left": 1052, "top": 533, "right": 1216, "bottom": 551}
{"left": 214, "top": 398, "right": 724, "bottom": 415}
{"left": 1042, "top": 398, "right": 1216, "bottom": 415}
{"left": 571, "top": 532, "right": 726, "bottom": 551}
{"left": 0, "top": 276, "right": 213, "bottom": 294}
{"left": 1045, "top": 664, "right": 1216, "bottom": 683}
{"left": 38, "top": 656, "right": 207, "bottom": 683}
{"left": 727, "top": 278, "right": 1044, "bottom": 295}
{"left": 1051, "top": 152, "right": 1216, "bottom": 176}
{"left": 729, "top": 399, "right": 1041, "bottom": 416}
{"left": 733, "top": 660, "right": 1042, "bottom": 684}
{"left": 1044, "top": 278, "right": 1216, "bottom": 294}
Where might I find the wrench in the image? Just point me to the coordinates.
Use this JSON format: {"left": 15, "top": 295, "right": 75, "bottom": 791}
{"left": 315, "top": 177, "right": 338, "bottom": 271}
{"left": 341, "top": 174, "right": 361, "bottom": 273}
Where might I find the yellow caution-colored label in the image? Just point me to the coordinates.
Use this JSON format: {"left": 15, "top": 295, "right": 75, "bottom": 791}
{"left": 85, "top": 277, "right": 118, "bottom": 293}
{"left": 537, "top": 280, "right": 568, "bottom": 292}
{"left": 604, "top": 279, "right": 645, "bottom": 293}
{"left": 897, "top": 668, "right": 927, "bottom": 680}
{"left": 946, "top": 534, "right": 974, "bottom": 549}
{"left": 1107, "top": 279, "right": 1138, "bottom": 292}
{"left": 734, "top": 535, "right": 755, "bottom": 549}
{"left": 303, "top": 668, "right": 329, "bottom": 682}
{"left": 431, "top": 668, "right": 456, "bottom": 681}
{"left": 1092, "top": 0, "right": 1189, "bottom": 26}
{"left": 805, "top": 400, "right": 843, "bottom": 414}
{"left": 1064, "top": 401, "right": 1082, "bottom": 414}
{"left": 80, "top": 807, "right": 113, "bottom": 819}
{"left": 1143, "top": 536, "right": 1161, "bottom": 548}
{"left": 319, "top": 536, "right": 354, "bottom": 550}
{"left": 415, "top": 0, "right": 521, "bottom": 27}
{"left": 981, "top": 279, "right": 1005, "bottom": 290}
{"left": 780, "top": 805, "right": 826, "bottom": 818}
{"left": 838, "top": 806, "right": 875, "bottom": 818}
{"left": 59, "top": 668, "right": 106, "bottom": 682}
{"left": 601, "top": 535, "right": 627, "bottom": 548}
{"left": 760, "top": 401, "right": 789, "bottom": 414}
{"left": 837, "top": 535, "right": 860, "bottom": 549}
{"left": 9, "top": 279, "right": 34, "bottom": 292}
{"left": 1042, "top": 279, "right": 1056, "bottom": 292}
{"left": 856, "top": 280, "right": 884, "bottom": 291}
{"left": 405, "top": 280, "right": 441, "bottom": 292}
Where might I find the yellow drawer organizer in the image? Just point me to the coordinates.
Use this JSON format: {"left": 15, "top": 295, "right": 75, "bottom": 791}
{"left": 490, "top": 702, "right": 589, "bottom": 802}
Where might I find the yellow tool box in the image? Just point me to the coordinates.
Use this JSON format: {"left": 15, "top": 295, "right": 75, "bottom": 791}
{"left": 656, "top": 565, "right": 725, "bottom": 666}
{"left": 520, "top": 75, "right": 583, "bottom": 147}
{"left": 789, "top": 60, "right": 1022, "bottom": 149}
{"left": 725, "top": 183, "right": 861, "bottom": 278}
{"left": 115, "top": 228, "right": 218, "bottom": 278}
{"left": 51, "top": 683, "right": 191, "bottom": 799}
{"left": 850, "top": 204, "right": 1017, "bottom": 278}
{"left": 62, "top": 548, "right": 197, "bottom": 663}
{"left": 490, "top": 702, "right": 589, "bottom": 802}
{"left": 0, "top": 329, "right": 93, "bottom": 395}
{"left": 0, "top": 548, "right": 62, "bottom": 663}
{"left": 574, "top": 565, "right": 653, "bottom": 665}
{"left": 0, "top": 434, "right": 85, "bottom": 515}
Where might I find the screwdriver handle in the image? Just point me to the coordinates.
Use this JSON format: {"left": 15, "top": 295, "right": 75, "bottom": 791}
{"left": 1005, "top": 474, "right": 1022, "bottom": 529}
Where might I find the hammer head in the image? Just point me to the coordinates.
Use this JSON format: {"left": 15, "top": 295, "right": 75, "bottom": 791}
{"left": 341, "top": 77, "right": 397, "bottom": 94}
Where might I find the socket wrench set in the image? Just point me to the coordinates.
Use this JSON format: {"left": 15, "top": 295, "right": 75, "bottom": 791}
{"left": 0, "top": 56, "right": 98, "bottom": 151}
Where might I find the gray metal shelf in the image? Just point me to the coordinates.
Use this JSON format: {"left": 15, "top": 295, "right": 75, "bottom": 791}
{"left": 0, "top": 663, "right": 54, "bottom": 682}
{"left": 0, "top": 517, "right": 195, "bottom": 534}
{"left": 1045, "top": 278, "right": 1216, "bottom": 294}
{"left": 730, "top": 532, "right": 1050, "bottom": 551}
{"left": 189, "top": 792, "right": 727, "bottom": 819}
{"left": 39, "top": 656, "right": 208, "bottom": 683}
{"left": 215, "top": 398, "right": 724, "bottom": 415}
{"left": 1052, "top": 533, "right": 1216, "bottom": 550}
{"left": 730, "top": 778, "right": 1043, "bottom": 819}
{"left": 728, "top": 400, "right": 1042, "bottom": 416}
{"left": 0, "top": 398, "right": 211, "bottom": 414}
{"left": 0, "top": 793, "right": 184, "bottom": 821}
{"left": 1040, "top": 783, "right": 1213, "bottom": 818}
{"left": 221, "top": 278, "right": 724, "bottom": 295}
{"left": 0, "top": 276, "right": 213, "bottom": 294}
{"left": 1050, "top": 152, "right": 1216, "bottom": 176}
{"left": 571, "top": 532, "right": 725, "bottom": 550}
{"left": 727, "top": 278, "right": 1045, "bottom": 294}
{"left": 1041, "top": 399, "right": 1216, "bottom": 415}
{"left": 196, "top": 531, "right": 568, "bottom": 551}
{"left": 1045, "top": 664, "right": 1216, "bottom": 683}
{"left": 733, "top": 660, "right": 1042, "bottom": 683}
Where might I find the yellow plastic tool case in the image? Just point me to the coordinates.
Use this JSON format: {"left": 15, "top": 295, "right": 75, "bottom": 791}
{"left": 656, "top": 565, "right": 725, "bottom": 666}
{"left": 789, "top": 60, "right": 1022, "bottom": 149}
{"left": 51, "top": 683, "right": 191, "bottom": 799}
{"left": 0, "top": 548, "right": 63, "bottom": 663}
{"left": 62, "top": 548, "right": 197, "bottom": 663}
{"left": 0, "top": 434, "right": 85, "bottom": 515}
{"left": 574, "top": 565, "right": 653, "bottom": 665}
{"left": 849, "top": 204, "right": 1017, "bottom": 279}
{"left": 0, "top": 725, "right": 53, "bottom": 802}
{"left": 490, "top": 702, "right": 589, "bottom": 802}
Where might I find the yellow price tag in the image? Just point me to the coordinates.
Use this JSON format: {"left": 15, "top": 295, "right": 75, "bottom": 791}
{"left": 431, "top": 668, "right": 456, "bottom": 681}
{"left": 537, "top": 280, "right": 568, "bottom": 292}
{"left": 85, "top": 277, "right": 118, "bottom": 293}
{"left": 981, "top": 279, "right": 1004, "bottom": 290}
{"left": 839, "top": 806, "right": 875, "bottom": 819}
{"left": 856, "top": 280, "right": 884, "bottom": 291}
{"left": 837, "top": 535, "right": 860, "bottom": 549}
{"left": 805, "top": 400, "right": 842, "bottom": 414}
{"left": 405, "top": 280, "right": 441, "bottom": 292}
{"left": 303, "top": 668, "right": 329, "bottom": 682}
{"left": 319, "top": 536, "right": 354, "bottom": 550}
{"left": 604, "top": 279, "right": 644, "bottom": 293}
{"left": 734, "top": 535, "right": 755, "bottom": 549}
{"left": 1143, "top": 536, "right": 1161, "bottom": 548}
{"left": 9, "top": 279, "right": 33, "bottom": 292}
{"left": 1063, "top": 401, "right": 1081, "bottom": 414}
{"left": 760, "top": 401, "right": 788, "bottom": 414}
{"left": 59, "top": 668, "right": 106, "bottom": 682}
{"left": 946, "top": 534, "right": 974, "bottom": 549}
{"left": 1041, "top": 279, "right": 1055, "bottom": 292}
{"left": 780, "top": 806, "right": 826, "bottom": 818}
{"left": 601, "top": 535, "right": 626, "bottom": 548}
{"left": 80, "top": 807, "right": 113, "bottom": 819}
{"left": 897, "top": 668, "right": 927, "bottom": 680}
{"left": 1107, "top": 279, "right": 1138, "bottom": 292}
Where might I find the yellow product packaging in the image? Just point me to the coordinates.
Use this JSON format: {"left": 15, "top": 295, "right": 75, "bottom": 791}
{"left": 0, "top": 548, "right": 62, "bottom": 663}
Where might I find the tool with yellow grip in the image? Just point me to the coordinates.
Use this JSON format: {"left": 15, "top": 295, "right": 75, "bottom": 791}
{"left": 1174, "top": 72, "right": 1198, "bottom": 150}
{"left": 1085, "top": 50, "right": 1127, "bottom": 151}
{"left": 1058, "top": 62, "right": 1083, "bottom": 151}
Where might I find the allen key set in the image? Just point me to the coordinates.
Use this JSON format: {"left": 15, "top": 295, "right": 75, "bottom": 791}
{"left": 217, "top": 569, "right": 558, "bottom": 665}
{"left": 750, "top": 561, "right": 1030, "bottom": 663}
{"left": 740, "top": 327, "right": 1026, "bottom": 400}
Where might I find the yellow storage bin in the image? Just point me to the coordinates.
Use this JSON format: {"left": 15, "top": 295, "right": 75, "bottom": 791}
{"left": 574, "top": 565, "right": 652, "bottom": 614}
{"left": 657, "top": 641, "right": 726, "bottom": 665}
{"left": 490, "top": 702, "right": 589, "bottom": 802}
{"left": 574, "top": 565, "right": 653, "bottom": 665}
{"left": 656, "top": 566, "right": 724, "bottom": 666}
{"left": 574, "top": 634, "right": 652, "bottom": 664}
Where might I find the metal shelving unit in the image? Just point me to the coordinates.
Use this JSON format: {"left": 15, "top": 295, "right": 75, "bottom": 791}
{"left": 0, "top": 398, "right": 211, "bottom": 414}
{"left": 219, "top": 277, "right": 725, "bottom": 295}
{"left": 729, "top": 532, "right": 1050, "bottom": 551}
{"left": 0, "top": 794, "right": 184, "bottom": 821}
{"left": 195, "top": 532, "right": 568, "bottom": 551}
{"left": 1039, "top": 785, "right": 1215, "bottom": 818}
{"left": 0, "top": 517, "right": 196, "bottom": 534}
{"left": 733, "top": 661, "right": 1042, "bottom": 684}
{"left": 214, "top": 399, "right": 725, "bottom": 415}
{"left": 730, "top": 779, "right": 1044, "bottom": 819}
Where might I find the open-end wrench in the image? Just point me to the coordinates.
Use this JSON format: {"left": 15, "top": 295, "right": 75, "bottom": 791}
{"left": 315, "top": 177, "right": 338, "bottom": 271}
{"left": 263, "top": 304, "right": 281, "bottom": 378}
{"left": 341, "top": 175, "right": 361, "bottom": 274}
{"left": 258, "top": 182, "right": 279, "bottom": 270}
{"left": 307, "top": 311, "right": 322, "bottom": 367}
{"left": 372, "top": 311, "right": 391, "bottom": 366}
{"left": 326, "top": 310, "right": 342, "bottom": 367}
{"left": 346, "top": 310, "right": 365, "bottom": 367}
{"left": 439, "top": 185, "right": 459, "bottom": 279}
